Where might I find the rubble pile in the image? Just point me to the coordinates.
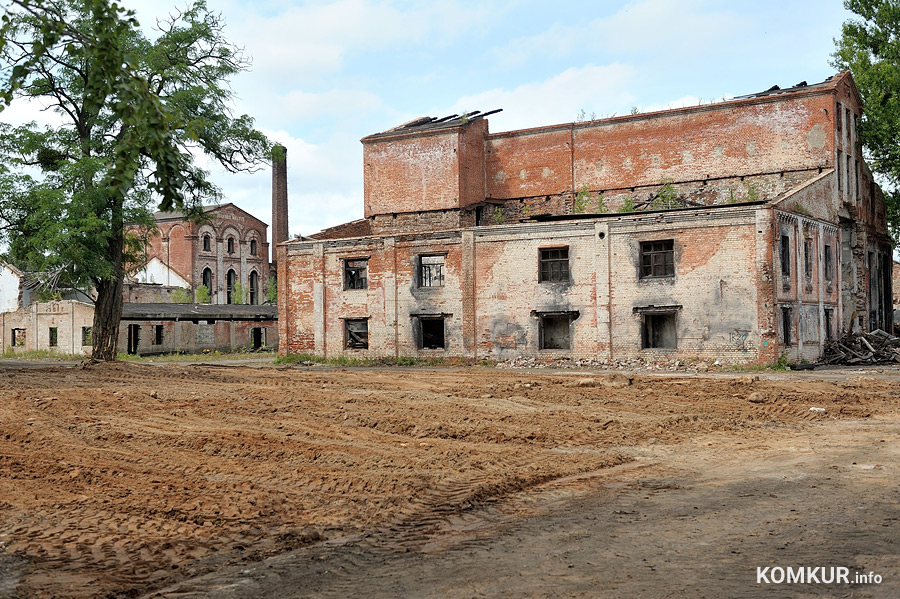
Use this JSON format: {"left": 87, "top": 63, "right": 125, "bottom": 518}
{"left": 821, "top": 330, "right": 900, "bottom": 365}
{"left": 496, "top": 355, "right": 726, "bottom": 373}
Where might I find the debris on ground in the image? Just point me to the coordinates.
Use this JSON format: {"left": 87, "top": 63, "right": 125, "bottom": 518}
{"left": 821, "top": 330, "right": 900, "bottom": 365}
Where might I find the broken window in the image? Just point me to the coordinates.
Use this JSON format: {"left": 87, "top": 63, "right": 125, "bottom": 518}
{"left": 640, "top": 240, "right": 674, "bottom": 279}
{"left": 418, "top": 317, "right": 445, "bottom": 349}
{"left": 344, "top": 259, "right": 368, "bottom": 290}
{"left": 249, "top": 271, "right": 259, "bottom": 305}
{"left": 803, "top": 239, "right": 813, "bottom": 280}
{"left": 824, "top": 244, "right": 834, "bottom": 282}
{"left": 539, "top": 315, "right": 572, "bottom": 350}
{"left": 780, "top": 235, "right": 791, "bottom": 277}
{"left": 203, "top": 234, "right": 211, "bottom": 252}
{"left": 226, "top": 269, "right": 236, "bottom": 304}
{"left": 837, "top": 150, "right": 842, "bottom": 192}
{"left": 49, "top": 327, "right": 58, "bottom": 348}
{"left": 419, "top": 255, "right": 445, "bottom": 288}
{"left": 641, "top": 312, "right": 677, "bottom": 349}
{"left": 153, "top": 325, "right": 163, "bottom": 345}
{"left": 836, "top": 103, "right": 842, "bottom": 131}
{"left": 81, "top": 326, "right": 92, "bottom": 346}
{"left": 227, "top": 237, "right": 235, "bottom": 254}
{"left": 824, "top": 308, "right": 834, "bottom": 341}
{"left": 539, "top": 247, "right": 569, "bottom": 283}
{"left": 781, "top": 307, "right": 792, "bottom": 345}
{"left": 250, "top": 239, "right": 257, "bottom": 256}
{"left": 202, "top": 267, "right": 213, "bottom": 293}
{"left": 250, "top": 327, "right": 264, "bottom": 350}
{"left": 11, "top": 328, "right": 25, "bottom": 347}
{"left": 345, "top": 319, "right": 369, "bottom": 349}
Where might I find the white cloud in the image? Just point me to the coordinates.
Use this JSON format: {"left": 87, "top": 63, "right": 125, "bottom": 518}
{"left": 447, "top": 64, "right": 637, "bottom": 132}
{"left": 268, "top": 88, "right": 383, "bottom": 125}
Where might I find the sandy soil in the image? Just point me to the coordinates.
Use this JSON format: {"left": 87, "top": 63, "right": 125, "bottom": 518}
{"left": 0, "top": 362, "right": 897, "bottom": 598}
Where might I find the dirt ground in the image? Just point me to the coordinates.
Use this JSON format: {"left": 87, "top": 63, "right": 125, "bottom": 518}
{"left": 0, "top": 362, "right": 897, "bottom": 598}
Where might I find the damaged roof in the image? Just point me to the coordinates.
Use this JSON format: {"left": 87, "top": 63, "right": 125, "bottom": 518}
{"left": 731, "top": 76, "right": 834, "bottom": 101}
{"left": 363, "top": 109, "right": 503, "bottom": 140}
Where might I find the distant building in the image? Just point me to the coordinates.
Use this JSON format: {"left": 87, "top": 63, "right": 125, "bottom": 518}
{"left": 278, "top": 72, "right": 892, "bottom": 365}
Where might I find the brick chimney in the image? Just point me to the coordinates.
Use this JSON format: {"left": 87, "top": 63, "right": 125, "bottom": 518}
{"left": 271, "top": 144, "right": 289, "bottom": 250}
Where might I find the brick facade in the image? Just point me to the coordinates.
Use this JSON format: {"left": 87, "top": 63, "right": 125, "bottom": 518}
{"left": 279, "top": 72, "right": 893, "bottom": 365}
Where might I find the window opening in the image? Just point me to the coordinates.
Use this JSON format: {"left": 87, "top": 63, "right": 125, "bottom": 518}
{"left": 640, "top": 240, "right": 674, "bottom": 278}
{"left": 202, "top": 267, "right": 213, "bottom": 293}
{"left": 49, "top": 327, "right": 58, "bottom": 347}
{"left": 226, "top": 269, "right": 236, "bottom": 304}
{"left": 227, "top": 237, "right": 235, "bottom": 254}
{"left": 202, "top": 234, "right": 211, "bottom": 252}
{"left": 836, "top": 103, "right": 842, "bottom": 131}
{"left": 539, "top": 247, "right": 569, "bottom": 283}
{"left": 641, "top": 313, "right": 677, "bottom": 349}
{"left": 837, "top": 150, "right": 842, "bottom": 191}
{"left": 153, "top": 324, "right": 163, "bottom": 345}
{"left": 11, "top": 328, "right": 25, "bottom": 347}
{"left": 249, "top": 271, "right": 259, "bottom": 305}
{"left": 804, "top": 239, "right": 813, "bottom": 279}
{"left": 419, "top": 255, "right": 445, "bottom": 287}
{"left": 250, "top": 239, "right": 257, "bottom": 256}
{"left": 81, "top": 326, "right": 92, "bottom": 346}
{"left": 824, "top": 244, "right": 833, "bottom": 282}
{"left": 344, "top": 259, "right": 368, "bottom": 290}
{"left": 540, "top": 315, "right": 571, "bottom": 350}
{"left": 825, "top": 308, "right": 834, "bottom": 341}
{"left": 127, "top": 324, "right": 140, "bottom": 355}
{"left": 419, "top": 317, "right": 445, "bottom": 349}
{"left": 780, "top": 235, "right": 791, "bottom": 276}
{"left": 781, "top": 307, "right": 792, "bottom": 345}
{"left": 250, "top": 327, "right": 264, "bottom": 350}
{"left": 345, "top": 319, "right": 369, "bottom": 349}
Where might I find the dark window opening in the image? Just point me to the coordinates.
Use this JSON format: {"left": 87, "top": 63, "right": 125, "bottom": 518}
{"left": 153, "top": 324, "right": 163, "bottom": 345}
{"left": 539, "top": 247, "right": 569, "bottom": 283}
{"left": 540, "top": 315, "right": 571, "bottom": 350}
{"left": 836, "top": 103, "right": 842, "bottom": 131}
{"left": 825, "top": 308, "right": 834, "bottom": 341}
{"left": 780, "top": 235, "right": 791, "bottom": 277}
{"left": 419, "top": 317, "right": 445, "bottom": 349}
{"left": 250, "top": 239, "right": 257, "bottom": 256}
{"left": 837, "top": 149, "right": 843, "bottom": 191}
{"left": 202, "top": 267, "right": 213, "bottom": 293}
{"left": 81, "top": 326, "right": 92, "bottom": 346}
{"left": 226, "top": 269, "right": 236, "bottom": 304}
{"left": 127, "top": 324, "right": 139, "bottom": 355}
{"left": 249, "top": 271, "right": 259, "bottom": 305}
{"left": 227, "top": 237, "right": 235, "bottom": 254}
{"left": 202, "top": 234, "right": 211, "bottom": 252}
{"left": 11, "top": 328, "right": 25, "bottom": 347}
{"left": 419, "top": 255, "right": 445, "bottom": 288}
{"left": 781, "top": 307, "right": 792, "bottom": 346}
{"left": 49, "top": 327, "right": 58, "bottom": 348}
{"left": 640, "top": 240, "right": 674, "bottom": 279}
{"left": 344, "top": 259, "right": 368, "bottom": 290}
{"left": 641, "top": 313, "right": 677, "bottom": 349}
{"left": 345, "top": 319, "right": 369, "bottom": 349}
{"left": 251, "top": 327, "right": 264, "bottom": 350}
{"left": 824, "top": 244, "right": 833, "bottom": 282}
{"left": 803, "top": 239, "right": 813, "bottom": 279}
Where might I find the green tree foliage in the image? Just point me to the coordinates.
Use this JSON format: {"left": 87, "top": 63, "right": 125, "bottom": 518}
{"left": 194, "top": 284, "right": 211, "bottom": 304}
{"left": 231, "top": 281, "right": 246, "bottom": 305}
{"left": 170, "top": 287, "right": 192, "bottom": 304}
{"left": 264, "top": 276, "right": 277, "bottom": 304}
{"left": 833, "top": 0, "right": 900, "bottom": 240}
{"left": 0, "top": 0, "right": 270, "bottom": 359}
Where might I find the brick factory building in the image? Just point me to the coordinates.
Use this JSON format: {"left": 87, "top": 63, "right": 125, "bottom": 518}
{"left": 277, "top": 71, "right": 893, "bottom": 365}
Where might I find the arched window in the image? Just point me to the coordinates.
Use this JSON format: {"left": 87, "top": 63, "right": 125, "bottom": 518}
{"left": 201, "top": 267, "right": 213, "bottom": 293}
{"left": 202, "top": 234, "right": 211, "bottom": 252}
{"left": 250, "top": 239, "right": 257, "bottom": 256}
{"left": 227, "top": 237, "right": 235, "bottom": 254}
{"left": 226, "top": 269, "right": 236, "bottom": 304}
{"left": 249, "top": 271, "right": 258, "bottom": 305}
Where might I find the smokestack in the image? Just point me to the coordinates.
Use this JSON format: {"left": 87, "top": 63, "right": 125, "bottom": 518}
{"left": 271, "top": 144, "right": 289, "bottom": 249}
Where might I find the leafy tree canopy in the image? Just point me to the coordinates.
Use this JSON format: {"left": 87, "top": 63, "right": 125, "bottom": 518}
{"left": 0, "top": 0, "right": 270, "bottom": 359}
{"left": 832, "top": 0, "right": 900, "bottom": 240}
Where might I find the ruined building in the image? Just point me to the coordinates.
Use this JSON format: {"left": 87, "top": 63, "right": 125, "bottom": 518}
{"left": 277, "top": 72, "right": 893, "bottom": 364}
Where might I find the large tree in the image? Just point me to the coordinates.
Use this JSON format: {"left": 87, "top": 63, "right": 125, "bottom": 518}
{"left": 833, "top": 0, "right": 900, "bottom": 241}
{"left": 0, "top": 0, "right": 269, "bottom": 359}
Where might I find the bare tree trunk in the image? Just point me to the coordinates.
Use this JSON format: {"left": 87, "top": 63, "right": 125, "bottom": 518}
{"left": 92, "top": 222, "right": 125, "bottom": 361}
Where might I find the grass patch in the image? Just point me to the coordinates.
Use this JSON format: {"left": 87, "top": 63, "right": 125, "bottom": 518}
{"left": 0, "top": 349, "right": 84, "bottom": 360}
{"left": 117, "top": 349, "right": 277, "bottom": 363}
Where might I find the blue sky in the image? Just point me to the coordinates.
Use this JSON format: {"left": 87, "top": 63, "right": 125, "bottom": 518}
{"left": 3, "top": 0, "right": 856, "bottom": 244}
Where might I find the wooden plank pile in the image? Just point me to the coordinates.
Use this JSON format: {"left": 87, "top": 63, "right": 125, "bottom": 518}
{"left": 821, "top": 330, "right": 900, "bottom": 365}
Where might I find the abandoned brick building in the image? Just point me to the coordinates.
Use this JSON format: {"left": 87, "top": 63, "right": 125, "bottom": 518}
{"left": 277, "top": 71, "right": 893, "bottom": 365}
{"left": 133, "top": 203, "right": 273, "bottom": 305}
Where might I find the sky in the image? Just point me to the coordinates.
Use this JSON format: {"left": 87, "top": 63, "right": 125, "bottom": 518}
{"left": 1, "top": 0, "right": 857, "bottom": 248}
